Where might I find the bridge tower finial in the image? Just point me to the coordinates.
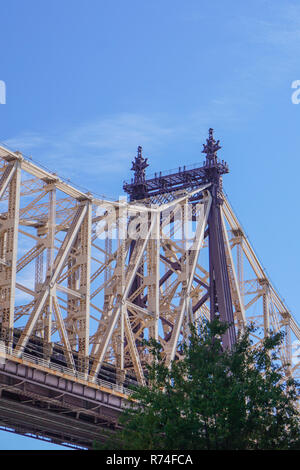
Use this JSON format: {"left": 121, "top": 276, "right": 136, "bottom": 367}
{"left": 128, "top": 146, "right": 149, "bottom": 201}
{"left": 131, "top": 146, "right": 149, "bottom": 185}
{"left": 202, "top": 128, "right": 222, "bottom": 164}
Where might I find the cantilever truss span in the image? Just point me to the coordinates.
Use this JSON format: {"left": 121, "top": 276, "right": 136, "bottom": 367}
{"left": 0, "top": 139, "right": 299, "bottom": 399}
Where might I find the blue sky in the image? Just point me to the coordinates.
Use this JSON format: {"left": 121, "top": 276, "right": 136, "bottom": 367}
{"left": 0, "top": 0, "right": 300, "bottom": 449}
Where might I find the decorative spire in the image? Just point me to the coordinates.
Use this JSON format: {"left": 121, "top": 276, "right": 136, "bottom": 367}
{"left": 131, "top": 146, "right": 149, "bottom": 184}
{"left": 202, "top": 128, "right": 221, "bottom": 163}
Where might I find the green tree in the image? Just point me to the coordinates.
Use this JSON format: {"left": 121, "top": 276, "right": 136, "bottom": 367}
{"left": 94, "top": 319, "right": 300, "bottom": 450}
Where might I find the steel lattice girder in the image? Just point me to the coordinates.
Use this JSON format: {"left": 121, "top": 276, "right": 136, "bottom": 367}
{"left": 0, "top": 143, "right": 299, "bottom": 391}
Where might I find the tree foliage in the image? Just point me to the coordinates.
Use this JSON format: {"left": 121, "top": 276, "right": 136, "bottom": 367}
{"left": 94, "top": 320, "right": 300, "bottom": 450}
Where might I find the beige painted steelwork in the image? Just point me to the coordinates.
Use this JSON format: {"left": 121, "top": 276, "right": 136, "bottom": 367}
{"left": 0, "top": 143, "right": 299, "bottom": 391}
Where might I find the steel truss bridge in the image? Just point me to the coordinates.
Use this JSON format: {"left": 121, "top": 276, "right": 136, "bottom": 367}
{"left": 0, "top": 129, "right": 299, "bottom": 449}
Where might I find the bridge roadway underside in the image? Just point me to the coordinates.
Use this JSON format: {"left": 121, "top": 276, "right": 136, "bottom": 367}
{"left": 0, "top": 357, "right": 126, "bottom": 449}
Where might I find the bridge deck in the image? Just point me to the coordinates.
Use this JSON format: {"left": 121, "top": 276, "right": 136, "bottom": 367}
{"left": 0, "top": 349, "right": 129, "bottom": 449}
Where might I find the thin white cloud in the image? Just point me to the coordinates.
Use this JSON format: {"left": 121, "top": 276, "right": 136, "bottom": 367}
{"left": 4, "top": 113, "right": 176, "bottom": 173}
{"left": 2, "top": 110, "right": 228, "bottom": 184}
{"left": 2, "top": 98, "right": 248, "bottom": 200}
{"left": 4, "top": 132, "right": 49, "bottom": 152}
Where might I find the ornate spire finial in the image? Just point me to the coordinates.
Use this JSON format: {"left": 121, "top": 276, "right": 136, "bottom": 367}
{"left": 137, "top": 145, "right": 142, "bottom": 159}
{"left": 202, "top": 128, "right": 221, "bottom": 162}
{"left": 131, "top": 146, "right": 149, "bottom": 184}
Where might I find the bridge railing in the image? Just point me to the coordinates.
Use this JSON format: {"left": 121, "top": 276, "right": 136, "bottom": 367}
{"left": 0, "top": 343, "right": 133, "bottom": 397}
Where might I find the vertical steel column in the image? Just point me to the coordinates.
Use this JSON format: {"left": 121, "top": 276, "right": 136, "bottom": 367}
{"left": 208, "top": 198, "right": 236, "bottom": 347}
{"left": 281, "top": 312, "right": 292, "bottom": 370}
{"left": 202, "top": 129, "right": 236, "bottom": 349}
{"left": 115, "top": 206, "right": 126, "bottom": 384}
{"left": 128, "top": 146, "right": 148, "bottom": 304}
{"left": 0, "top": 160, "right": 21, "bottom": 349}
{"left": 77, "top": 200, "right": 91, "bottom": 374}
{"left": 236, "top": 232, "right": 244, "bottom": 306}
{"left": 127, "top": 147, "right": 149, "bottom": 355}
{"left": 35, "top": 240, "right": 44, "bottom": 293}
{"left": 147, "top": 210, "right": 160, "bottom": 341}
{"left": 44, "top": 185, "right": 56, "bottom": 359}
{"left": 221, "top": 217, "right": 246, "bottom": 332}
{"left": 66, "top": 248, "right": 78, "bottom": 349}
{"left": 261, "top": 279, "right": 270, "bottom": 336}
{"left": 34, "top": 226, "right": 46, "bottom": 345}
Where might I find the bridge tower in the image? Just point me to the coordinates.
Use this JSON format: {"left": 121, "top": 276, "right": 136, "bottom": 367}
{"left": 0, "top": 130, "right": 298, "bottom": 448}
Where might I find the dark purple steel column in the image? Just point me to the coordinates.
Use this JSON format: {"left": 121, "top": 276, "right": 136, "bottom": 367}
{"left": 128, "top": 146, "right": 149, "bottom": 309}
{"left": 202, "top": 129, "right": 236, "bottom": 348}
